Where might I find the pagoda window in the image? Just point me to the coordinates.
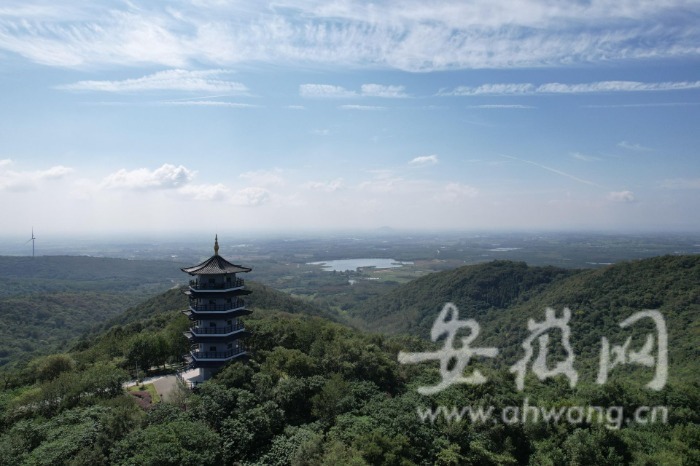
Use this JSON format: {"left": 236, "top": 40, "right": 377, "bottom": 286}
{"left": 209, "top": 346, "right": 216, "bottom": 351}
{"left": 209, "top": 322, "right": 216, "bottom": 327}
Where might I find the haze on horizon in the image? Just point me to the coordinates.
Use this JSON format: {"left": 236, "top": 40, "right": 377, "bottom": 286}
{"left": 1, "top": 1, "right": 699, "bottom": 236}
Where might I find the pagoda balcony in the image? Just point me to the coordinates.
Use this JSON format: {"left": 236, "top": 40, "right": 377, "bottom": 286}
{"left": 182, "top": 322, "right": 250, "bottom": 342}
{"left": 188, "top": 298, "right": 245, "bottom": 312}
{"left": 189, "top": 321, "right": 245, "bottom": 335}
{"left": 189, "top": 277, "right": 244, "bottom": 291}
{"left": 189, "top": 347, "right": 247, "bottom": 361}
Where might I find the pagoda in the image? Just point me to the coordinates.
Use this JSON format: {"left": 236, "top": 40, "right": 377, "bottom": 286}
{"left": 181, "top": 235, "right": 252, "bottom": 380}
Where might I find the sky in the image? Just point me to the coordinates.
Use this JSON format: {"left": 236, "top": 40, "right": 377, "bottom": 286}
{"left": 0, "top": 0, "right": 699, "bottom": 238}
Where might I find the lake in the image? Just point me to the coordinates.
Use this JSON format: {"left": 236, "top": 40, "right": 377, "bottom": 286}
{"left": 308, "top": 258, "right": 412, "bottom": 272}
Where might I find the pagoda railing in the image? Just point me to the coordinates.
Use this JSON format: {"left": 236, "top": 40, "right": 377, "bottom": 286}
{"left": 189, "top": 278, "right": 244, "bottom": 290}
{"left": 190, "top": 321, "right": 245, "bottom": 335}
{"left": 188, "top": 299, "right": 245, "bottom": 312}
{"left": 190, "top": 347, "right": 246, "bottom": 360}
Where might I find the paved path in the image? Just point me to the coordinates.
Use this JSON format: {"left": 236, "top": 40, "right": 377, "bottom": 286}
{"left": 123, "top": 374, "right": 181, "bottom": 403}
{"left": 152, "top": 375, "right": 179, "bottom": 402}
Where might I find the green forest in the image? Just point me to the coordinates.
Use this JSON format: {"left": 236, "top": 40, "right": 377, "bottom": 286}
{"left": 0, "top": 255, "right": 698, "bottom": 464}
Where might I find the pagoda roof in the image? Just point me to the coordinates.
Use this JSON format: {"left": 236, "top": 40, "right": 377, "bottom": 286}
{"left": 181, "top": 254, "right": 251, "bottom": 275}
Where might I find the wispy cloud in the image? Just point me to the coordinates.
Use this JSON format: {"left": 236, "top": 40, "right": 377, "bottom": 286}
{"left": 57, "top": 69, "right": 248, "bottom": 93}
{"left": 501, "top": 155, "right": 602, "bottom": 187}
{"left": 0, "top": 159, "right": 74, "bottom": 191}
{"left": 300, "top": 84, "right": 357, "bottom": 98}
{"left": 360, "top": 84, "right": 408, "bottom": 98}
{"left": 239, "top": 169, "right": 285, "bottom": 186}
{"left": 583, "top": 102, "right": 700, "bottom": 108}
{"left": 435, "top": 182, "right": 479, "bottom": 201}
{"left": 409, "top": 155, "right": 439, "bottom": 166}
{"left": 304, "top": 178, "right": 344, "bottom": 192}
{"left": 467, "top": 104, "right": 535, "bottom": 109}
{"left": 443, "top": 83, "right": 535, "bottom": 96}
{"left": 571, "top": 152, "right": 600, "bottom": 162}
{"left": 442, "top": 80, "right": 700, "bottom": 96}
{"left": 659, "top": 178, "right": 700, "bottom": 189}
{"left": 158, "top": 100, "right": 257, "bottom": 108}
{"left": 0, "top": 2, "right": 698, "bottom": 71}
{"left": 339, "top": 105, "right": 386, "bottom": 110}
{"left": 300, "top": 83, "right": 407, "bottom": 99}
{"left": 617, "top": 141, "right": 652, "bottom": 151}
{"left": 608, "top": 190, "right": 636, "bottom": 202}
{"left": 178, "top": 183, "right": 230, "bottom": 201}
{"left": 231, "top": 187, "right": 270, "bottom": 206}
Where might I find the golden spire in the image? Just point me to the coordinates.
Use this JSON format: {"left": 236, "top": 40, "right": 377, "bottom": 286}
{"left": 214, "top": 234, "right": 219, "bottom": 256}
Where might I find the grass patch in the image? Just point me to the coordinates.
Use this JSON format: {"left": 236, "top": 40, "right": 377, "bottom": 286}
{"left": 127, "top": 382, "right": 161, "bottom": 403}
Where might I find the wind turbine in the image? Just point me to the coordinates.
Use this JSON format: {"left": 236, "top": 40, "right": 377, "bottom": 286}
{"left": 25, "top": 228, "right": 36, "bottom": 257}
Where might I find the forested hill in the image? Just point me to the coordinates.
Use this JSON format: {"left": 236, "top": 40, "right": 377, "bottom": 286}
{"left": 105, "top": 281, "right": 338, "bottom": 330}
{"left": 0, "top": 255, "right": 184, "bottom": 368}
{"left": 354, "top": 255, "right": 700, "bottom": 384}
{"left": 0, "top": 256, "right": 698, "bottom": 464}
{"left": 351, "top": 260, "right": 575, "bottom": 335}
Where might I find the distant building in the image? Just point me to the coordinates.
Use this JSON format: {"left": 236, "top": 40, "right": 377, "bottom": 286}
{"left": 181, "top": 235, "right": 252, "bottom": 381}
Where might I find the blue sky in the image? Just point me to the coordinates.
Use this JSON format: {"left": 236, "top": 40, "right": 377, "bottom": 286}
{"left": 0, "top": 0, "right": 699, "bottom": 236}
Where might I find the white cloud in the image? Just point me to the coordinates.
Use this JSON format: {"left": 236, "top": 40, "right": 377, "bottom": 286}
{"left": 101, "top": 164, "right": 194, "bottom": 190}
{"left": 538, "top": 80, "right": 700, "bottom": 94}
{"left": 304, "top": 178, "right": 344, "bottom": 192}
{"left": 57, "top": 69, "right": 248, "bottom": 93}
{"left": 231, "top": 187, "right": 270, "bottom": 206}
{"left": 467, "top": 104, "right": 535, "bottom": 109}
{"left": 178, "top": 183, "right": 230, "bottom": 201}
{"left": 360, "top": 84, "right": 408, "bottom": 98}
{"left": 436, "top": 182, "right": 479, "bottom": 201}
{"left": 357, "top": 174, "right": 404, "bottom": 193}
{"left": 0, "top": 159, "right": 74, "bottom": 190}
{"left": 571, "top": 152, "right": 600, "bottom": 162}
{"left": 300, "top": 84, "right": 357, "bottom": 98}
{"left": 239, "top": 169, "right": 285, "bottom": 186}
{"left": 302, "top": 83, "right": 407, "bottom": 99}
{"left": 158, "top": 100, "right": 257, "bottom": 108}
{"left": 617, "top": 141, "right": 652, "bottom": 151}
{"left": 442, "top": 83, "right": 535, "bottom": 96}
{"left": 409, "top": 155, "right": 439, "bottom": 166}
{"left": 608, "top": 190, "right": 636, "bottom": 202}
{"left": 339, "top": 104, "right": 386, "bottom": 110}
{"left": 443, "top": 80, "right": 700, "bottom": 96}
{"left": 0, "top": 2, "right": 698, "bottom": 71}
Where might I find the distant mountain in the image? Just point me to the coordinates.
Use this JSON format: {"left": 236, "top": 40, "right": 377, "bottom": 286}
{"left": 354, "top": 255, "right": 700, "bottom": 384}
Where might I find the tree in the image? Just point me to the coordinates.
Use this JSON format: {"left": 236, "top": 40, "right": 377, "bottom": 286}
{"left": 110, "top": 420, "right": 221, "bottom": 466}
{"left": 29, "top": 354, "right": 75, "bottom": 382}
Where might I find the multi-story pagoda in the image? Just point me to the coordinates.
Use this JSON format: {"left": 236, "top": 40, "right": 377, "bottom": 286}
{"left": 181, "top": 235, "right": 252, "bottom": 380}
